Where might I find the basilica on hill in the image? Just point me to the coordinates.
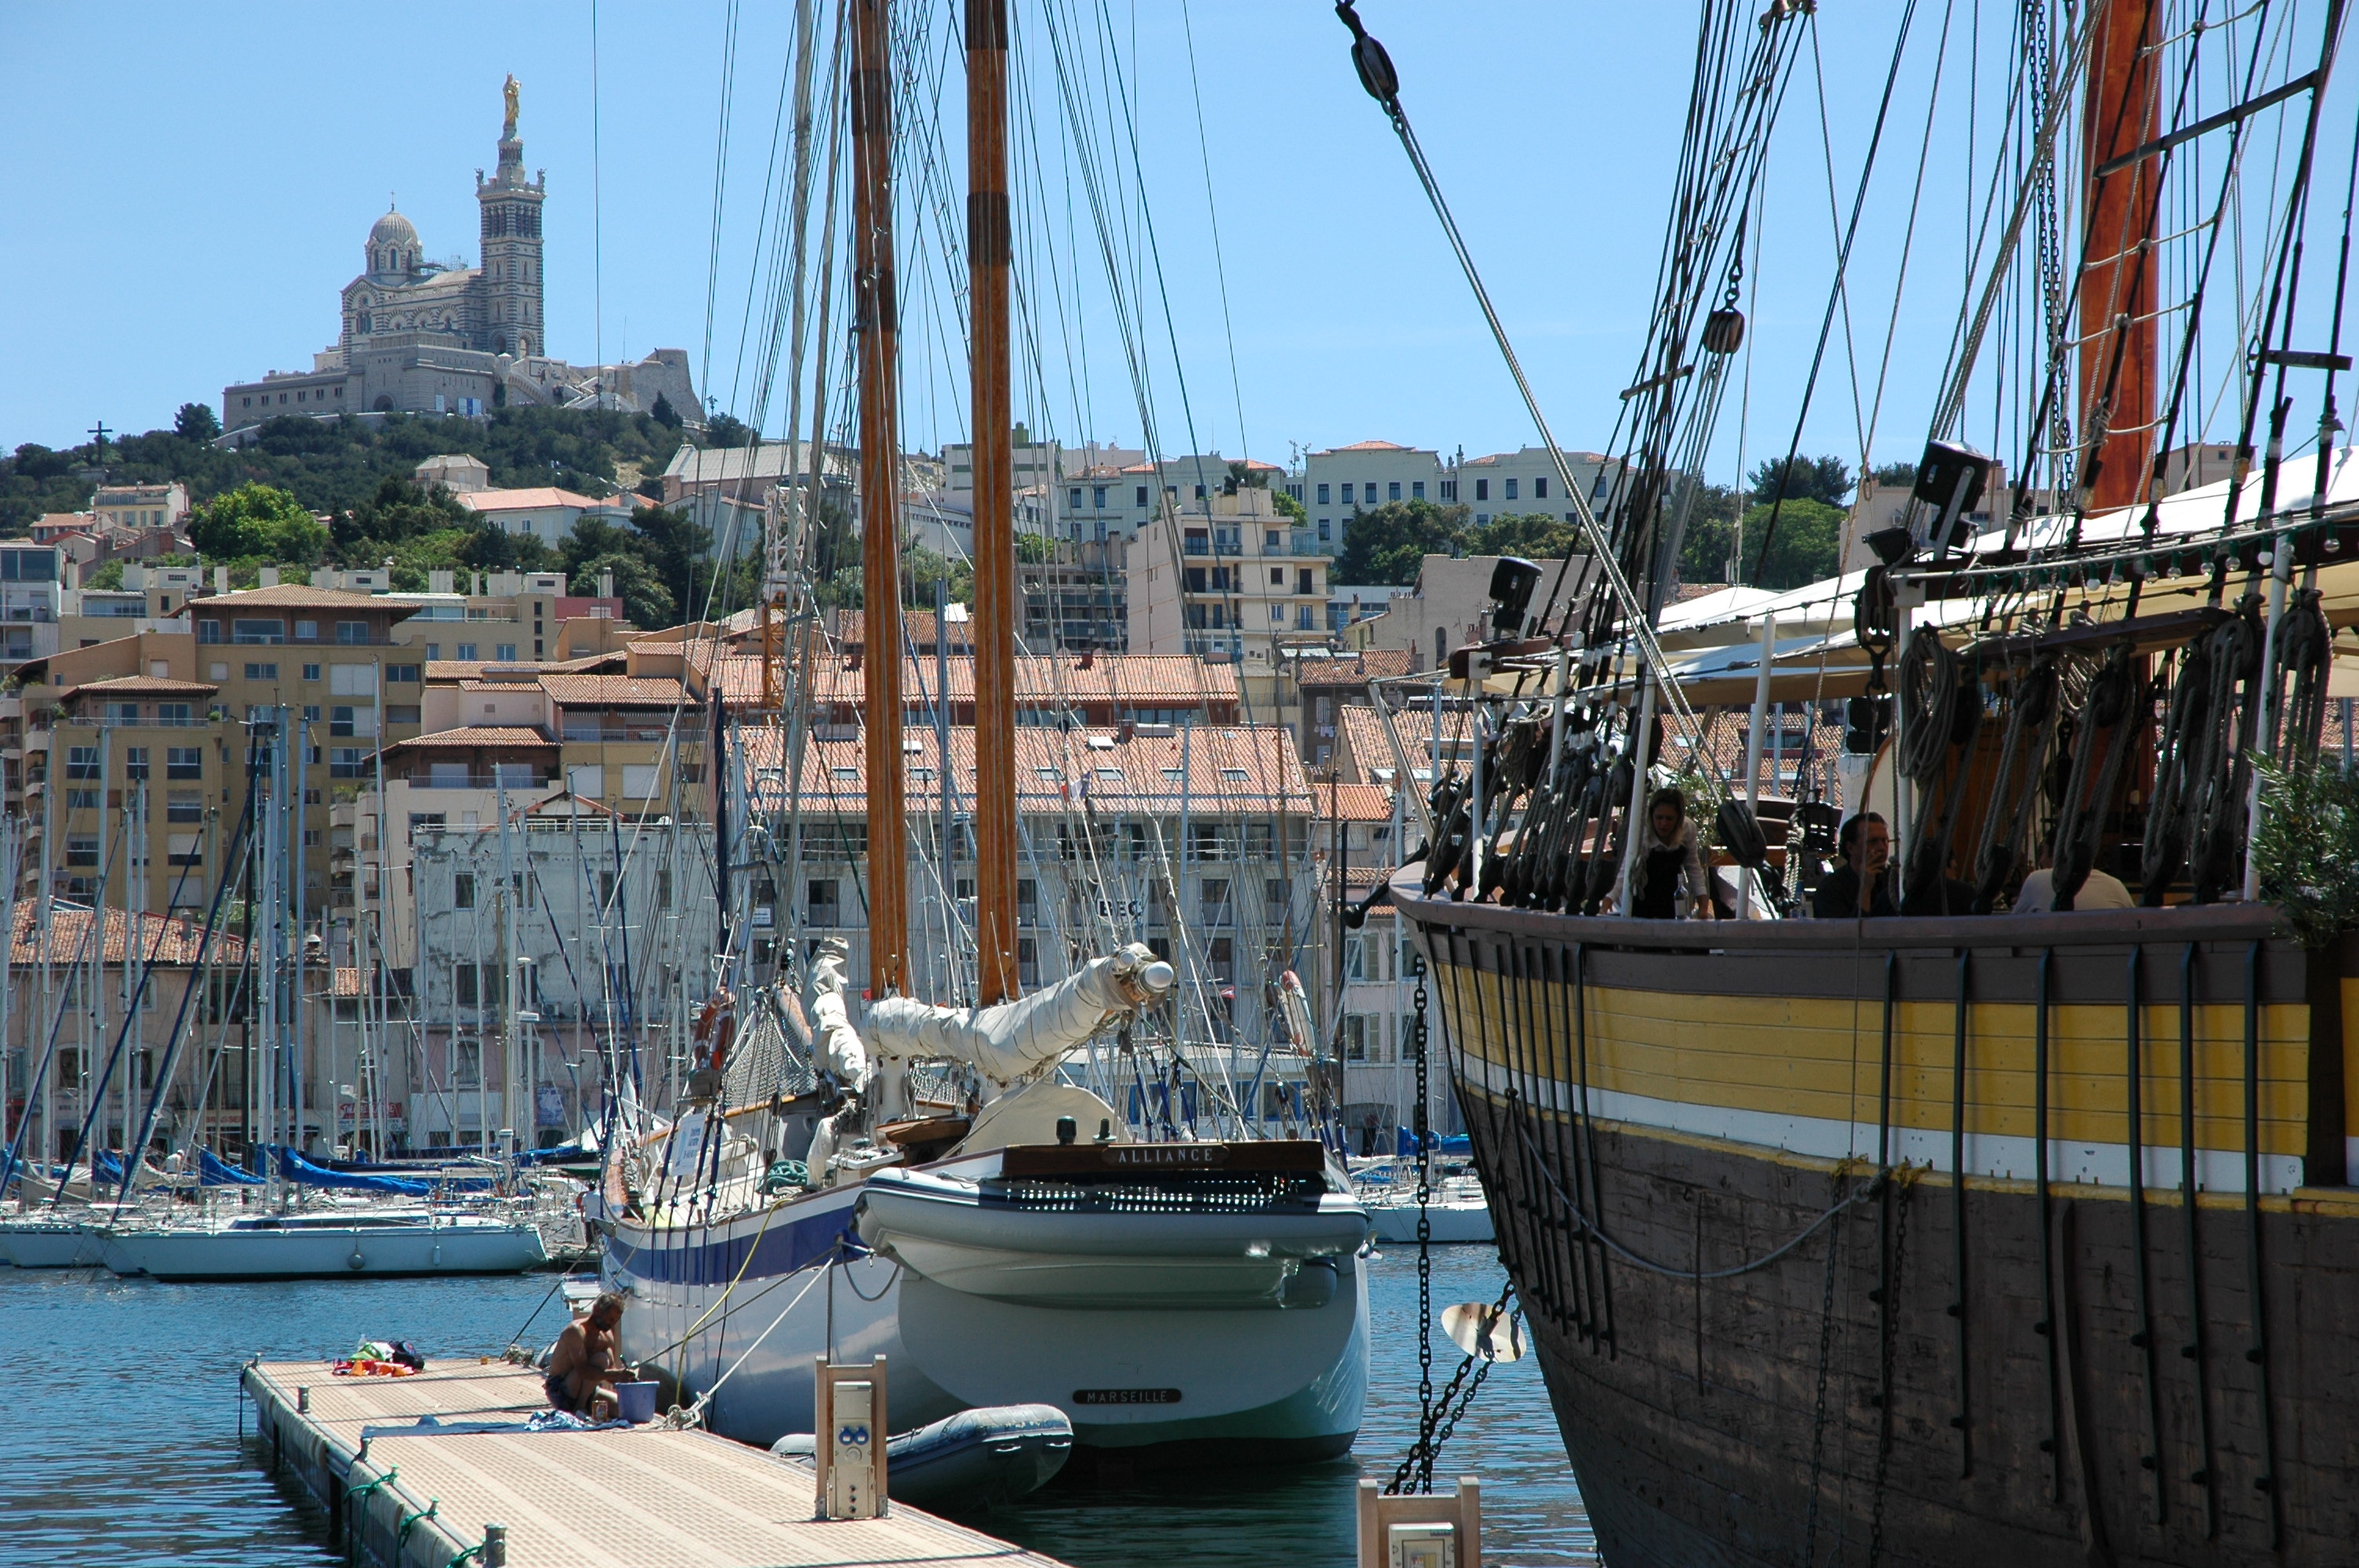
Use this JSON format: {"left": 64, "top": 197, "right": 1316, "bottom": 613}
{"left": 220, "top": 78, "right": 695, "bottom": 440}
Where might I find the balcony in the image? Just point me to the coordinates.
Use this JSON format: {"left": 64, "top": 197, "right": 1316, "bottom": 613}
{"left": 561, "top": 725, "right": 673, "bottom": 744}
{"left": 412, "top": 771, "right": 558, "bottom": 790}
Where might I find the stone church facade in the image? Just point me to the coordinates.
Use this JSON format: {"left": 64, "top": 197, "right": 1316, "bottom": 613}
{"left": 221, "top": 82, "right": 692, "bottom": 439}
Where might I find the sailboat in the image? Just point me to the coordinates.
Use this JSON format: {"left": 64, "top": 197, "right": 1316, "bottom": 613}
{"left": 1343, "top": 2, "right": 2359, "bottom": 1563}
{"left": 594, "top": 0, "right": 1372, "bottom": 1466}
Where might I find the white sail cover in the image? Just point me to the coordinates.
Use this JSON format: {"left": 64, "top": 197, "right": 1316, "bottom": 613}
{"left": 807, "top": 938, "right": 870, "bottom": 1086}
{"left": 865, "top": 943, "right": 1176, "bottom": 1085}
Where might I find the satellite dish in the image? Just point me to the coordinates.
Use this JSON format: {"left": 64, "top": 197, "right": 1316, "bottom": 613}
{"left": 1441, "top": 1301, "right": 1526, "bottom": 1363}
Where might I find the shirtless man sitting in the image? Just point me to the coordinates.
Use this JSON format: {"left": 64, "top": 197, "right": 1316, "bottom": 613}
{"left": 546, "top": 1292, "right": 630, "bottom": 1419}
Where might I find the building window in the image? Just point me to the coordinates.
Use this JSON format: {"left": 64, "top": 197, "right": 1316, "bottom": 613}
{"left": 1316, "top": 483, "right": 1331, "bottom": 505}
{"left": 245, "top": 662, "right": 278, "bottom": 681}
{"left": 293, "top": 620, "right": 318, "bottom": 641}
{"left": 302, "top": 663, "right": 321, "bottom": 681}
{"left": 166, "top": 747, "right": 202, "bottom": 780}
{"left": 1441, "top": 480, "right": 1456, "bottom": 500}
{"left": 302, "top": 705, "right": 321, "bottom": 722}
{"left": 387, "top": 664, "right": 420, "bottom": 683}
{"left": 1340, "top": 483, "right": 1354, "bottom": 505}
{"left": 424, "top": 644, "right": 440, "bottom": 661}
{"left": 1474, "top": 478, "right": 1488, "bottom": 501}
{"left": 456, "top": 643, "right": 478, "bottom": 661}
{"left": 167, "top": 792, "right": 202, "bottom": 824}
{"left": 1534, "top": 475, "right": 1548, "bottom": 499}
{"left": 232, "top": 619, "right": 285, "bottom": 644}
{"left": 1505, "top": 478, "right": 1518, "bottom": 499}
{"left": 1388, "top": 481, "right": 1401, "bottom": 500}
{"left": 1318, "top": 520, "right": 1331, "bottom": 541}
{"left": 454, "top": 872, "right": 475, "bottom": 909}
{"left": 328, "top": 746, "right": 368, "bottom": 779}
{"left": 1093, "top": 485, "right": 1108, "bottom": 507}
{"left": 156, "top": 703, "right": 191, "bottom": 724}
{"left": 66, "top": 746, "right": 100, "bottom": 780}
{"left": 495, "top": 644, "right": 516, "bottom": 662}
{"left": 336, "top": 621, "right": 369, "bottom": 644}
{"left": 1135, "top": 485, "right": 1148, "bottom": 506}
{"left": 1412, "top": 481, "right": 1426, "bottom": 499}
{"left": 198, "top": 620, "right": 221, "bottom": 644}
{"left": 808, "top": 878, "right": 839, "bottom": 924}
{"left": 123, "top": 747, "right": 149, "bottom": 780}
{"left": 65, "top": 834, "right": 99, "bottom": 869}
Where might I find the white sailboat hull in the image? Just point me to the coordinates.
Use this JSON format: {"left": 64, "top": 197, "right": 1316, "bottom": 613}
{"left": 1365, "top": 1200, "right": 1496, "bottom": 1244}
{"left": 0, "top": 1218, "right": 103, "bottom": 1268}
{"left": 98, "top": 1214, "right": 548, "bottom": 1280}
{"left": 602, "top": 1166, "right": 1370, "bottom": 1464}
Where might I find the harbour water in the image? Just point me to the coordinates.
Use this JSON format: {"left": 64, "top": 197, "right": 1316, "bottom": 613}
{"left": 0, "top": 1246, "right": 1593, "bottom": 1567}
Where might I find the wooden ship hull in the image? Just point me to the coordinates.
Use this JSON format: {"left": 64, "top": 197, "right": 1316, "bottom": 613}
{"left": 1393, "top": 873, "right": 2359, "bottom": 1567}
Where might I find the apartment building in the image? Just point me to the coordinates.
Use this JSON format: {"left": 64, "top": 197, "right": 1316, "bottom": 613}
{"left": 1459, "top": 446, "right": 1622, "bottom": 525}
{"left": 1300, "top": 441, "right": 1453, "bottom": 554}
{"left": 2, "top": 901, "right": 355, "bottom": 1162}
{"left": 1126, "top": 484, "right": 1331, "bottom": 717}
{"left": 1060, "top": 453, "right": 1287, "bottom": 543}
{"left": 0, "top": 542, "right": 62, "bottom": 675}
{"left": 1288, "top": 647, "right": 1421, "bottom": 772}
{"left": 397, "top": 799, "right": 716, "bottom": 1147}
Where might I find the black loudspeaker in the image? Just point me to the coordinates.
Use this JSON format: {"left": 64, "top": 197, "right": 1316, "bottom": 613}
{"left": 1488, "top": 556, "right": 1543, "bottom": 637}
{"left": 1912, "top": 440, "right": 1994, "bottom": 551}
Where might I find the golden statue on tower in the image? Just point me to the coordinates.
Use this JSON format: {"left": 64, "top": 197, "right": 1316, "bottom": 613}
{"left": 503, "top": 74, "right": 520, "bottom": 139}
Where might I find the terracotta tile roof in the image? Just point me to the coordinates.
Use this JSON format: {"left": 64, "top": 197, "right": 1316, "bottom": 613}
{"left": 177, "top": 585, "right": 409, "bottom": 614}
{"left": 382, "top": 726, "right": 559, "bottom": 751}
{"left": 423, "top": 660, "right": 501, "bottom": 681}
{"left": 703, "top": 654, "right": 767, "bottom": 708}
{"left": 1336, "top": 706, "right": 1478, "bottom": 782}
{"left": 1321, "top": 439, "right": 1415, "bottom": 453}
{"left": 1315, "top": 782, "right": 1397, "bottom": 822}
{"left": 1292, "top": 648, "right": 1419, "bottom": 688}
{"left": 64, "top": 675, "right": 220, "bottom": 698}
{"left": 737, "top": 723, "right": 1315, "bottom": 814}
{"left": 11, "top": 901, "right": 249, "bottom": 967}
{"left": 538, "top": 673, "right": 690, "bottom": 708}
{"left": 832, "top": 609, "right": 973, "bottom": 652}
{"left": 810, "top": 652, "right": 1238, "bottom": 710}
{"left": 456, "top": 487, "right": 609, "bottom": 513}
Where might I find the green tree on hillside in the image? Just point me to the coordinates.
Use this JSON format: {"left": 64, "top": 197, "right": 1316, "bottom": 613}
{"left": 571, "top": 552, "right": 674, "bottom": 629}
{"left": 189, "top": 483, "right": 328, "bottom": 564}
{"left": 1735, "top": 499, "right": 1845, "bottom": 590}
{"left": 1748, "top": 453, "right": 1854, "bottom": 509}
{"left": 174, "top": 403, "right": 220, "bottom": 442}
{"left": 1468, "top": 511, "right": 1581, "bottom": 560}
{"left": 1334, "top": 499, "right": 1471, "bottom": 586}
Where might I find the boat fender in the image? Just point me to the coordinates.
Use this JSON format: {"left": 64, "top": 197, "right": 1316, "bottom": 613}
{"left": 347, "top": 1250, "right": 365, "bottom": 1272}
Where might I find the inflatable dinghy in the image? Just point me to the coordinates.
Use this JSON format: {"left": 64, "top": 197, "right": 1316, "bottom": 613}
{"left": 772, "top": 1403, "right": 1072, "bottom": 1509}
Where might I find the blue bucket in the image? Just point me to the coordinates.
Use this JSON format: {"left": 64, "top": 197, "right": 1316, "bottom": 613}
{"left": 615, "top": 1381, "right": 660, "bottom": 1424}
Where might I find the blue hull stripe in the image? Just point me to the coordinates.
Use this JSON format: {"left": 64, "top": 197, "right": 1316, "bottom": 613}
{"left": 608, "top": 1197, "right": 861, "bottom": 1286}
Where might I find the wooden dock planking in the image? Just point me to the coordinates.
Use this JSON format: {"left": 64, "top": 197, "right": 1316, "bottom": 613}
{"left": 243, "top": 1359, "right": 1072, "bottom": 1568}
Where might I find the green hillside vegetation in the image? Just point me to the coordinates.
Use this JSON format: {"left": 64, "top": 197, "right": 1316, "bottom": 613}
{"left": 0, "top": 405, "right": 691, "bottom": 536}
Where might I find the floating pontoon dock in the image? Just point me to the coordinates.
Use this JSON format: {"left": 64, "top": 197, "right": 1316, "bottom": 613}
{"left": 242, "top": 1359, "right": 1074, "bottom": 1568}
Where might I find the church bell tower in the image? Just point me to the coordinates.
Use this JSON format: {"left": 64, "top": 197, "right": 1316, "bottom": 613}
{"left": 477, "top": 74, "right": 547, "bottom": 359}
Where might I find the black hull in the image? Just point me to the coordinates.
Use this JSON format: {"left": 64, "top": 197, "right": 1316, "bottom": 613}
{"left": 1394, "top": 884, "right": 2359, "bottom": 1568}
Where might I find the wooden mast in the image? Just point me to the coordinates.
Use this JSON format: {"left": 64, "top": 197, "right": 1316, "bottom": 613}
{"left": 969, "top": 0, "right": 1019, "bottom": 1003}
{"left": 854, "top": 0, "right": 908, "bottom": 996}
{"left": 2078, "top": 0, "right": 2161, "bottom": 513}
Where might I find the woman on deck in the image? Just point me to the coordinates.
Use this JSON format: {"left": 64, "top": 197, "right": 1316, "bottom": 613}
{"left": 1627, "top": 787, "right": 1712, "bottom": 920}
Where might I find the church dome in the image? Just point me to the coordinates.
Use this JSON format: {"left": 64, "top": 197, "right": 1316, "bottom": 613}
{"left": 370, "top": 209, "right": 420, "bottom": 249}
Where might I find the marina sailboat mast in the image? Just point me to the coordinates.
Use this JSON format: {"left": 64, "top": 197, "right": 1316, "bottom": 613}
{"left": 970, "top": 0, "right": 1020, "bottom": 1005}
{"left": 853, "top": 0, "right": 908, "bottom": 997}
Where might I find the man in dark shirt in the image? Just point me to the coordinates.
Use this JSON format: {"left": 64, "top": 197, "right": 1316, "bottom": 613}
{"left": 1812, "top": 812, "right": 1898, "bottom": 919}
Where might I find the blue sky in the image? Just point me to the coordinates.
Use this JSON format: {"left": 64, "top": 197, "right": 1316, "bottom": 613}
{"left": 5, "top": 2, "right": 2347, "bottom": 485}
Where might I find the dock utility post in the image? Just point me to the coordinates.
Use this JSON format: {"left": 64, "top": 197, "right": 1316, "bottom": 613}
{"left": 814, "top": 1356, "right": 889, "bottom": 1519}
{"left": 1357, "top": 1476, "right": 1481, "bottom": 1568}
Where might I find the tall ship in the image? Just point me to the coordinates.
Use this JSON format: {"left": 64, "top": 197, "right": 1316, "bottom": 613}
{"left": 1336, "top": 1, "right": 2359, "bottom": 1563}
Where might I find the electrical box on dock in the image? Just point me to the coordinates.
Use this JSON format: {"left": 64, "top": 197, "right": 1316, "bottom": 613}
{"left": 1356, "top": 1477, "right": 1480, "bottom": 1568}
{"left": 813, "top": 1355, "right": 889, "bottom": 1520}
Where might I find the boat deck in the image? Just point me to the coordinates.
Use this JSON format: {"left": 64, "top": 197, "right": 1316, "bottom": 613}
{"left": 243, "top": 1358, "right": 1073, "bottom": 1568}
